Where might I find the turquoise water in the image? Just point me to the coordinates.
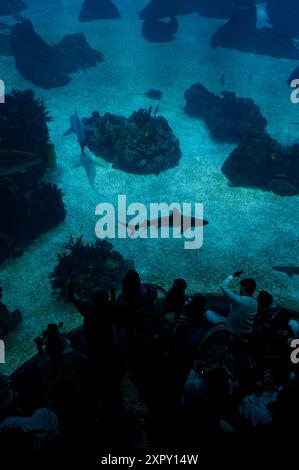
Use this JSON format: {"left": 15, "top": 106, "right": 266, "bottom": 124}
{"left": 0, "top": 0, "right": 298, "bottom": 374}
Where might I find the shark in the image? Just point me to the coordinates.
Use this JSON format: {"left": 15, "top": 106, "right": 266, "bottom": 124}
{"left": 71, "top": 150, "right": 106, "bottom": 189}
{"left": 0, "top": 145, "right": 56, "bottom": 176}
{"left": 273, "top": 266, "right": 299, "bottom": 278}
{"left": 118, "top": 207, "right": 209, "bottom": 236}
{"left": 64, "top": 109, "right": 105, "bottom": 189}
{"left": 63, "top": 109, "right": 92, "bottom": 158}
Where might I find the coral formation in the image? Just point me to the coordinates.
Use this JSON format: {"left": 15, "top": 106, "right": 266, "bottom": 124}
{"left": 0, "top": 181, "right": 66, "bottom": 263}
{"left": 184, "top": 83, "right": 267, "bottom": 143}
{"left": 0, "top": 89, "right": 50, "bottom": 156}
{"left": 49, "top": 236, "right": 134, "bottom": 298}
{"left": 85, "top": 108, "right": 182, "bottom": 174}
{"left": 221, "top": 131, "right": 299, "bottom": 196}
{"left": 0, "top": 90, "right": 66, "bottom": 262}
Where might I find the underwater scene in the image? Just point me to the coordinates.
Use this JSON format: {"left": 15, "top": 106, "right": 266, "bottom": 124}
{"left": 0, "top": 0, "right": 299, "bottom": 456}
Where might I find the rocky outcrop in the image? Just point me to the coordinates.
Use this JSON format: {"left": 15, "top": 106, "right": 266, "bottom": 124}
{"left": 79, "top": 0, "right": 121, "bottom": 22}
{"left": 142, "top": 17, "right": 179, "bottom": 42}
{"left": 211, "top": 0, "right": 299, "bottom": 60}
{"left": 10, "top": 20, "right": 70, "bottom": 89}
{"left": 221, "top": 131, "right": 299, "bottom": 196}
{"left": 10, "top": 20, "right": 104, "bottom": 89}
{"left": 184, "top": 83, "right": 267, "bottom": 143}
{"left": 266, "top": 0, "right": 299, "bottom": 37}
{"left": 52, "top": 33, "right": 104, "bottom": 74}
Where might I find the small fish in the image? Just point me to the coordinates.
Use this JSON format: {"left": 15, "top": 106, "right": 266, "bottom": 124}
{"left": 118, "top": 207, "right": 209, "bottom": 236}
{"left": 273, "top": 266, "right": 299, "bottom": 278}
{"left": 0, "top": 145, "right": 56, "bottom": 176}
{"left": 134, "top": 89, "right": 163, "bottom": 100}
{"left": 63, "top": 109, "right": 92, "bottom": 158}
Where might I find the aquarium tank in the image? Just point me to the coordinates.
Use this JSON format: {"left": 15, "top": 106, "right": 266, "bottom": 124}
{"left": 0, "top": 0, "right": 298, "bottom": 461}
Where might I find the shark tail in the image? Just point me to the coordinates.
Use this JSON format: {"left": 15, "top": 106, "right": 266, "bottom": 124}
{"left": 80, "top": 144, "right": 86, "bottom": 159}
{"left": 63, "top": 127, "right": 74, "bottom": 137}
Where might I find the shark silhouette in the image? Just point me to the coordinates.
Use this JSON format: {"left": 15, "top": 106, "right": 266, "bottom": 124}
{"left": 72, "top": 151, "right": 105, "bottom": 189}
{"left": 64, "top": 109, "right": 105, "bottom": 189}
{"left": 63, "top": 109, "right": 92, "bottom": 157}
{"left": 118, "top": 207, "right": 208, "bottom": 236}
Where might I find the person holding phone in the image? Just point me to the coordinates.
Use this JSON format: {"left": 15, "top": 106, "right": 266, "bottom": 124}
{"left": 205, "top": 271, "right": 258, "bottom": 338}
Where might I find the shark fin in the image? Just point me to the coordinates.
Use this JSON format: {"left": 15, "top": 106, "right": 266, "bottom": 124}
{"left": 63, "top": 127, "right": 74, "bottom": 136}
{"left": 71, "top": 162, "right": 82, "bottom": 169}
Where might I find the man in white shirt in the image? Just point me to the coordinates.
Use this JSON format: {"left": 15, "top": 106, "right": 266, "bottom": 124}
{"left": 205, "top": 272, "right": 258, "bottom": 337}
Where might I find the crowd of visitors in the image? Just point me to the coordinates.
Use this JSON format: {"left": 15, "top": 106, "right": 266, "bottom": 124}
{"left": 0, "top": 269, "right": 298, "bottom": 452}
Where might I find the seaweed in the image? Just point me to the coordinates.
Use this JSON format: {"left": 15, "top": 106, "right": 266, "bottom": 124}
{"left": 49, "top": 236, "right": 134, "bottom": 298}
{"left": 0, "top": 89, "right": 51, "bottom": 155}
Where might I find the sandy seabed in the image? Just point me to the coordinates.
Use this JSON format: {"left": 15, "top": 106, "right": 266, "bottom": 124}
{"left": 0, "top": 0, "right": 298, "bottom": 374}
